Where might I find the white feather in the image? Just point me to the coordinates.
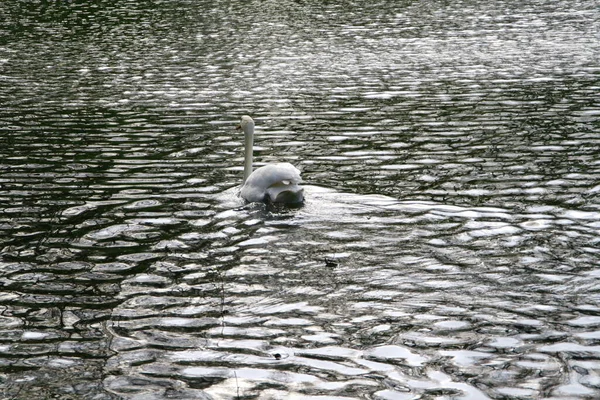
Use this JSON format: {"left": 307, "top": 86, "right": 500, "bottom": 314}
{"left": 241, "top": 163, "right": 303, "bottom": 203}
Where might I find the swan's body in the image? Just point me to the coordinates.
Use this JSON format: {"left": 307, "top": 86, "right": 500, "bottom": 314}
{"left": 238, "top": 116, "right": 304, "bottom": 204}
{"left": 240, "top": 162, "right": 303, "bottom": 203}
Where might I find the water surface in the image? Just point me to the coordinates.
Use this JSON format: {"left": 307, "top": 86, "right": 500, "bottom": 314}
{"left": 1, "top": 0, "right": 599, "bottom": 399}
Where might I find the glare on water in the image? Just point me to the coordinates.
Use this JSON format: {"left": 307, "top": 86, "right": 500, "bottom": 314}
{"left": 0, "top": 0, "right": 599, "bottom": 399}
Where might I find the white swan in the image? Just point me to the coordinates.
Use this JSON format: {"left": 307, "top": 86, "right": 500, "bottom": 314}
{"left": 237, "top": 115, "right": 304, "bottom": 204}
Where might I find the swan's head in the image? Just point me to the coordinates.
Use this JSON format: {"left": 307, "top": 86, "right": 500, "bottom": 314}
{"left": 237, "top": 115, "right": 255, "bottom": 135}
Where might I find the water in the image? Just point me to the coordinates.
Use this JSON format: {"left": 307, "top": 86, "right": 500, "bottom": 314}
{"left": 1, "top": 0, "right": 599, "bottom": 399}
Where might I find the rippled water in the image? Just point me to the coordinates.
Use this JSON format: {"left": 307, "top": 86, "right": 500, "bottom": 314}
{"left": 1, "top": 0, "right": 600, "bottom": 399}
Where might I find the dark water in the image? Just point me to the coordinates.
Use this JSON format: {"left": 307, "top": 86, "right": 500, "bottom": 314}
{"left": 1, "top": 0, "right": 600, "bottom": 399}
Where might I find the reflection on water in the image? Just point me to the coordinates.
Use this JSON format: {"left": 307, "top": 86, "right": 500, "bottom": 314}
{"left": 1, "top": 0, "right": 599, "bottom": 399}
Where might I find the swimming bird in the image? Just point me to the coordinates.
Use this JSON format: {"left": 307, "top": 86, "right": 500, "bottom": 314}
{"left": 237, "top": 115, "right": 304, "bottom": 204}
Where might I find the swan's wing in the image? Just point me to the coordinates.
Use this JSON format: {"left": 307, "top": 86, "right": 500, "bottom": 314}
{"left": 240, "top": 163, "right": 303, "bottom": 203}
{"left": 245, "top": 163, "right": 302, "bottom": 187}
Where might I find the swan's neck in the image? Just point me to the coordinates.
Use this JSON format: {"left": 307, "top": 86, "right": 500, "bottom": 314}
{"left": 243, "top": 127, "right": 254, "bottom": 183}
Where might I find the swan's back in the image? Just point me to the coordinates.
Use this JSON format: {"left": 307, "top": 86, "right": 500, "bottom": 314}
{"left": 240, "top": 162, "right": 304, "bottom": 204}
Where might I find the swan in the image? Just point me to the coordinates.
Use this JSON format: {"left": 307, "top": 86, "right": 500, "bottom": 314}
{"left": 237, "top": 115, "right": 304, "bottom": 204}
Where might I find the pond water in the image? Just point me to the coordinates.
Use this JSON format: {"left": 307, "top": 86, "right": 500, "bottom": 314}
{"left": 1, "top": 0, "right": 599, "bottom": 399}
